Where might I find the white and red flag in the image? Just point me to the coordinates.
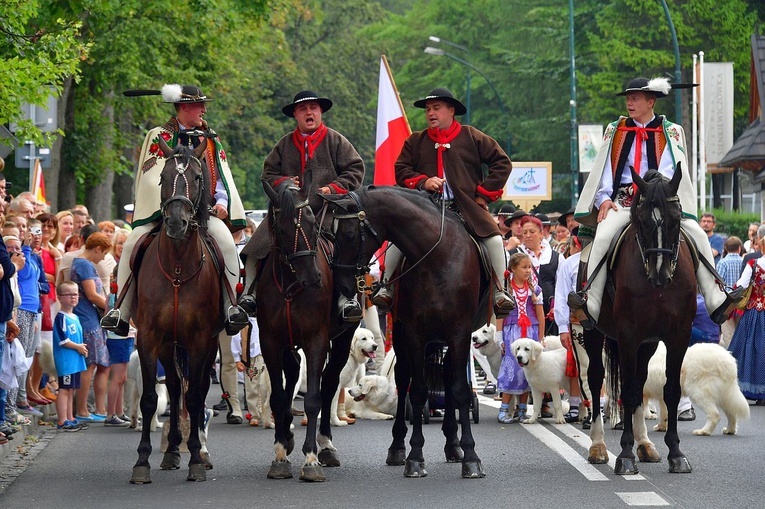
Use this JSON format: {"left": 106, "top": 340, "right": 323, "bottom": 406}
{"left": 31, "top": 158, "right": 47, "bottom": 206}
{"left": 374, "top": 55, "right": 411, "bottom": 186}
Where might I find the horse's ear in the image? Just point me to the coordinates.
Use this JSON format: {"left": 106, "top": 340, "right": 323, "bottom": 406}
{"left": 262, "top": 179, "right": 279, "bottom": 204}
{"left": 668, "top": 162, "right": 682, "bottom": 196}
{"left": 631, "top": 166, "right": 647, "bottom": 195}
{"left": 193, "top": 137, "right": 208, "bottom": 160}
{"left": 158, "top": 135, "right": 173, "bottom": 158}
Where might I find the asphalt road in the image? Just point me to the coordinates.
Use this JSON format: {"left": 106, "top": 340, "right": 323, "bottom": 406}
{"left": 0, "top": 388, "right": 761, "bottom": 509}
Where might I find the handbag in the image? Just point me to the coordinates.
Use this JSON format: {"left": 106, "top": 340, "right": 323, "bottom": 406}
{"left": 736, "top": 269, "right": 756, "bottom": 311}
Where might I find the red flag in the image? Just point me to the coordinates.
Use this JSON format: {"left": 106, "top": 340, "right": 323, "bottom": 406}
{"left": 374, "top": 55, "right": 411, "bottom": 186}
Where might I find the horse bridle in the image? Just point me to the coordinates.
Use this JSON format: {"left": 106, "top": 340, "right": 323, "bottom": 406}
{"left": 331, "top": 192, "right": 383, "bottom": 292}
{"left": 271, "top": 192, "right": 318, "bottom": 273}
{"left": 160, "top": 152, "right": 205, "bottom": 221}
{"left": 635, "top": 195, "right": 681, "bottom": 278}
{"left": 331, "top": 190, "right": 447, "bottom": 293}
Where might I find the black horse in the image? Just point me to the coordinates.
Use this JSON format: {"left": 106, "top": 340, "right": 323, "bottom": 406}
{"left": 584, "top": 166, "right": 695, "bottom": 474}
{"left": 324, "top": 186, "right": 490, "bottom": 478}
{"left": 258, "top": 181, "right": 357, "bottom": 482}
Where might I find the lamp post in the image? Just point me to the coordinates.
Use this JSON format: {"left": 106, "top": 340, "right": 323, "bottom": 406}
{"left": 424, "top": 46, "right": 511, "bottom": 155}
{"left": 660, "top": 0, "right": 682, "bottom": 123}
{"left": 428, "top": 36, "right": 471, "bottom": 125}
{"left": 568, "top": 0, "right": 579, "bottom": 206}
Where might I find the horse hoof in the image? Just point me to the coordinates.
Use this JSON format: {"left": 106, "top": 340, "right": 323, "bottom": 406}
{"left": 318, "top": 448, "right": 340, "bottom": 467}
{"left": 286, "top": 437, "right": 295, "bottom": 456}
{"left": 129, "top": 466, "right": 151, "bottom": 484}
{"left": 588, "top": 444, "right": 609, "bottom": 464}
{"left": 386, "top": 448, "right": 406, "bottom": 466}
{"left": 201, "top": 452, "right": 213, "bottom": 470}
{"left": 186, "top": 463, "right": 207, "bottom": 482}
{"left": 614, "top": 457, "right": 639, "bottom": 475}
{"left": 637, "top": 443, "right": 661, "bottom": 463}
{"left": 267, "top": 460, "right": 293, "bottom": 479}
{"left": 404, "top": 459, "right": 427, "bottom": 478}
{"left": 461, "top": 460, "right": 486, "bottom": 478}
{"left": 160, "top": 452, "right": 181, "bottom": 470}
{"left": 299, "top": 464, "right": 326, "bottom": 482}
{"left": 668, "top": 456, "right": 692, "bottom": 473}
{"left": 444, "top": 445, "right": 464, "bottom": 463}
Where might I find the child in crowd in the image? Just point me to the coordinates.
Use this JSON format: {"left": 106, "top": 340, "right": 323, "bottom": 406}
{"left": 497, "top": 252, "right": 545, "bottom": 424}
{"left": 52, "top": 281, "right": 88, "bottom": 431}
{"left": 103, "top": 267, "right": 133, "bottom": 427}
{"left": 233, "top": 317, "right": 270, "bottom": 428}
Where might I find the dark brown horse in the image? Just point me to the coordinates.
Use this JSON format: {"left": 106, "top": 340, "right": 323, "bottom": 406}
{"left": 584, "top": 166, "right": 695, "bottom": 475}
{"left": 257, "top": 180, "right": 357, "bottom": 482}
{"left": 324, "top": 186, "right": 489, "bottom": 478}
{"left": 129, "top": 137, "right": 223, "bottom": 484}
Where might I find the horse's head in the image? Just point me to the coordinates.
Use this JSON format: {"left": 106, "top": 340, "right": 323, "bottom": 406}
{"left": 321, "top": 189, "right": 382, "bottom": 300}
{"left": 630, "top": 164, "right": 683, "bottom": 287}
{"left": 263, "top": 179, "right": 322, "bottom": 288}
{"left": 158, "top": 135, "right": 210, "bottom": 240}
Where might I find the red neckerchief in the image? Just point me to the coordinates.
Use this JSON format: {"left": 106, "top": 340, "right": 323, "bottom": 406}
{"left": 426, "top": 121, "right": 462, "bottom": 178}
{"left": 512, "top": 279, "right": 531, "bottom": 337}
{"left": 292, "top": 123, "right": 328, "bottom": 175}
{"left": 616, "top": 121, "right": 662, "bottom": 196}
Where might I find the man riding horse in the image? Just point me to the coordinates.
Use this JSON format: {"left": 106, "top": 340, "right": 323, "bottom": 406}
{"left": 240, "top": 90, "right": 365, "bottom": 322}
{"left": 102, "top": 84, "right": 250, "bottom": 336}
{"left": 568, "top": 76, "right": 744, "bottom": 327}
{"left": 371, "top": 88, "right": 516, "bottom": 318}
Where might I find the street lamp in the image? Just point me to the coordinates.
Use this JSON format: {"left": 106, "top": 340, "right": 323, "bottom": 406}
{"left": 660, "top": 0, "right": 682, "bottom": 123}
{"left": 428, "top": 36, "right": 471, "bottom": 125}
{"left": 569, "top": 0, "right": 579, "bottom": 207}
{"left": 423, "top": 46, "right": 512, "bottom": 155}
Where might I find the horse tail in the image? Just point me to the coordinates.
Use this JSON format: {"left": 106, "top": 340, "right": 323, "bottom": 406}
{"left": 604, "top": 337, "right": 621, "bottom": 419}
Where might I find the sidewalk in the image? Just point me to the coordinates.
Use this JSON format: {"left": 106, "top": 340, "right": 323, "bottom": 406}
{"left": 0, "top": 404, "right": 55, "bottom": 464}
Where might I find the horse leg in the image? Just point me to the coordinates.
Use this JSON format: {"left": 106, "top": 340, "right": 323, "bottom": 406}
{"left": 299, "top": 340, "right": 328, "bottom": 482}
{"left": 130, "top": 352, "right": 159, "bottom": 484}
{"left": 160, "top": 358, "right": 184, "bottom": 471}
{"left": 185, "top": 358, "right": 207, "bottom": 482}
{"left": 441, "top": 349, "right": 462, "bottom": 463}
{"left": 265, "top": 348, "right": 293, "bottom": 479}
{"left": 318, "top": 328, "right": 353, "bottom": 468}
{"left": 584, "top": 330, "right": 608, "bottom": 464}
{"left": 664, "top": 340, "right": 692, "bottom": 473}
{"left": 450, "top": 340, "right": 484, "bottom": 479}
{"left": 614, "top": 346, "right": 639, "bottom": 475}
{"left": 635, "top": 343, "right": 660, "bottom": 463}
{"left": 386, "top": 328, "right": 408, "bottom": 466}
{"left": 404, "top": 339, "right": 428, "bottom": 478}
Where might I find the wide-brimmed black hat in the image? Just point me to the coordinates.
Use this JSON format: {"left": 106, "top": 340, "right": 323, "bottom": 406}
{"left": 503, "top": 209, "right": 528, "bottom": 227}
{"left": 497, "top": 203, "right": 516, "bottom": 217}
{"left": 535, "top": 213, "right": 551, "bottom": 226}
{"left": 558, "top": 206, "right": 575, "bottom": 226}
{"left": 162, "top": 84, "right": 213, "bottom": 103}
{"left": 282, "top": 90, "right": 333, "bottom": 117}
{"left": 616, "top": 77, "right": 674, "bottom": 98}
{"left": 413, "top": 88, "right": 467, "bottom": 116}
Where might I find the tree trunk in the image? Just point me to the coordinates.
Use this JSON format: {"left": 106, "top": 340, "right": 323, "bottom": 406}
{"left": 57, "top": 77, "right": 77, "bottom": 211}
{"left": 86, "top": 90, "right": 115, "bottom": 222}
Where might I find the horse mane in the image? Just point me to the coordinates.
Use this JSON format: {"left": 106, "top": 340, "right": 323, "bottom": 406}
{"left": 358, "top": 185, "right": 461, "bottom": 222}
{"left": 630, "top": 170, "right": 677, "bottom": 224}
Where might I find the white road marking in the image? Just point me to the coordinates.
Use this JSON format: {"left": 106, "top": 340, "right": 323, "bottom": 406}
{"left": 616, "top": 492, "right": 670, "bottom": 506}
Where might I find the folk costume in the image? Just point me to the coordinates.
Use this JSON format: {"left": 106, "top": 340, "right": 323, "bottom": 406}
{"left": 239, "top": 91, "right": 365, "bottom": 320}
{"left": 372, "top": 88, "right": 515, "bottom": 318}
{"left": 102, "top": 85, "right": 249, "bottom": 336}
{"left": 728, "top": 257, "right": 765, "bottom": 400}
{"left": 571, "top": 77, "right": 742, "bottom": 326}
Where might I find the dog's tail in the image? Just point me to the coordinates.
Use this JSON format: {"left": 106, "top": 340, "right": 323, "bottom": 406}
{"left": 720, "top": 380, "right": 750, "bottom": 423}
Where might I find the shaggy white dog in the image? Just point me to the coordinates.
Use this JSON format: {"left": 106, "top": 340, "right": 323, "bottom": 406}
{"left": 512, "top": 336, "right": 569, "bottom": 424}
{"left": 643, "top": 342, "right": 749, "bottom": 436}
{"left": 125, "top": 350, "right": 169, "bottom": 432}
{"left": 471, "top": 323, "right": 501, "bottom": 381}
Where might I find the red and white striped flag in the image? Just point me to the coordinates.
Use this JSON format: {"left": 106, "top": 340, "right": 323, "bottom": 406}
{"left": 374, "top": 55, "right": 411, "bottom": 186}
{"left": 31, "top": 158, "right": 47, "bottom": 206}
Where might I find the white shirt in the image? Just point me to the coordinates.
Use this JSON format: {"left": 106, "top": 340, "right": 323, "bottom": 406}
{"left": 594, "top": 116, "right": 676, "bottom": 209}
{"left": 554, "top": 251, "right": 581, "bottom": 334}
{"left": 231, "top": 317, "right": 260, "bottom": 362}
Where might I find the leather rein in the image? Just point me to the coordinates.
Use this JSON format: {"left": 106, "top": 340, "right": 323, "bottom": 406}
{"left": 634, "top": 194, "right": 682, "bottom": 279}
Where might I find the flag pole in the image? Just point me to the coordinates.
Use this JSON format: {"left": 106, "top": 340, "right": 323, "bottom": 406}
{"left": 381, "top": 54, "right": 411, "bottom": 134}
